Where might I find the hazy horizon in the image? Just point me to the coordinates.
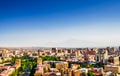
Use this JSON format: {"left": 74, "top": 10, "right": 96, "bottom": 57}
{"left": 0, "top": 0, "right": 120, "bottom": 47}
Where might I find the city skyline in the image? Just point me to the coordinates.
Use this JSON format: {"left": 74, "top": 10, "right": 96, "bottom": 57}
{"left": 0, "top": 0, "right": 120, "bottom": 47}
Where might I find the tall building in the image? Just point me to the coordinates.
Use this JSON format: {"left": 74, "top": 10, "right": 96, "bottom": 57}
{"left": 38, "top": 49, "right": 41, "bottom": 55}
{"left": 75, "top": 50, "right": 81, "bottom": 57}
{"left": 108, "top": 56, "right": 119, "bottom": 65}
{"left": 96, "top": 49, "right": 108, "bottom": 64}
{"left": 37, "top": 58, "right": 42, "bottom": 65}
{"left": 2, "top": 49, "right": 8, "bottom": 58}
{"left": 52, "top": 48, "right": 58, "bottom": 53}
{"left": 73, "top": 70, "right": 81, "bottom": 76}
{"left": 119, "top": 46, "right": 120, "bottom": 51}
{"left": 0, "top": 49, "right": 2, "bottom": 57}
{"left": 60, "top": 68, "right": 65, "bottom": 76}
{"left": 68, "top": 68, "right": 72, "bottom": 76}
{"left": 14, "top": 59, "right": 21, "bottom": 69}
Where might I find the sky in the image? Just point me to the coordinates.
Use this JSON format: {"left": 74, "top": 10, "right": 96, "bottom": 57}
{"left": 0, "top": 0, "right": 120, "bottom": 47}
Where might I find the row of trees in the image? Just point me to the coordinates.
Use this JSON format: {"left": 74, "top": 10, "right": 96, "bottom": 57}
{"left": 81, "top": 63, "right": 100, "bottom": 68}
{"left": 80, "top": 62, "right": 104, "bottom": 68}
{"left": 10, "top": 56, "right": 60, "bottom": 76}
{"left": 39, "top": 56, "right": 60, "bottom": 61}
{"left": 9, "top": 55, "right": 37, "bottom": 76}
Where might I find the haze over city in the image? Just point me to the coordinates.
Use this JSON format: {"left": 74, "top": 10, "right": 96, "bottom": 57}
{"left": 0, "top": 0, "right": 120, "bottom": 47}
{"left": 2, "top": 1, "right": 120, "bottom": 76}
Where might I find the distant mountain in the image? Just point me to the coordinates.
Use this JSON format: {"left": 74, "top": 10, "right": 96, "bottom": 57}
{"left": 44, "top": 39, "right": 120, "bottom": 48}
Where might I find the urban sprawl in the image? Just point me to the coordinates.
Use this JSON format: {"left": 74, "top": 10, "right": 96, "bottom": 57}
{"left": 0, "top": 47, "right": 120, "bottom": 76}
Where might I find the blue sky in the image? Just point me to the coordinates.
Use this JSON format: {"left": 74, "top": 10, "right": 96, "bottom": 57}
{"left": 0, "top": 0, "right": 120, "bottom": 47}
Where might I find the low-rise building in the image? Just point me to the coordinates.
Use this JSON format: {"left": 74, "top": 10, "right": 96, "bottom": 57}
{"left": 104, "top": 65, "right": 120, "bottom": 73}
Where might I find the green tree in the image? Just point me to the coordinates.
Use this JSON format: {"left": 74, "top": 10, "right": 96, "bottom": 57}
{"left": 88, "top": 72, "right": 94, "bottom": 76}
{"left": 39, "top": 56, "right": 60, "bottom": 61}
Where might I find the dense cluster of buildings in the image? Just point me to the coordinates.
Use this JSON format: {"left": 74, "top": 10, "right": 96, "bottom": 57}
{"left": 0, "top": 47, "right": 120, "bottom": 76}
{"left": 0, "top": 59, "right": 21, "bottom": 76}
